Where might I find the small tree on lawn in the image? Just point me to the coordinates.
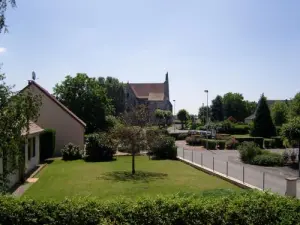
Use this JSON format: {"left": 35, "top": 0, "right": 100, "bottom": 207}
{"left": 154, "top": 109, "right": 165, "bottom": 127}
{"left": 112, "top": 104, "right": 149, "bottom": 174}
{"left": 251, "top": 94, "right": 276, "bottom": 138}
{"left": 281, "top": 117, "right": 300, "bottom": 176}
{"left": 164, "top": 110, "right": 172, "bottom": 127}
{"left": 177, "top": 109, "right": 189, "bottom": 129}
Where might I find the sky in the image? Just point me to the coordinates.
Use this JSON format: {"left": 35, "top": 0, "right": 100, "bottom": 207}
{"left": 1, "top": 0, "right": 300, "bottom": 114}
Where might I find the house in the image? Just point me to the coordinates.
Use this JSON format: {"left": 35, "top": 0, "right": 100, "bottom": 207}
{"left": 244, "top": 99, "right": 289, "bottom": 124}
{"left": 125, "top": 73, "right": 173, "bottom": 119}
{"left": 0, "top": 121, "right": 44, "bottom": 188}
{"left": 22, "top": 80, "right": 86, "bottom": 155}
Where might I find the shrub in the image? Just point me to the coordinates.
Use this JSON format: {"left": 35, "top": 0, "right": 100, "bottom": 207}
{"left": 85, "top": 133, "right": 116, "bottom": 161}
{"left": 215, "top": 133, "right": 231, "bottom": 140}
{"left": 264, "top": 139, "right": 275, "bottom": 149}
{"left": 251, "top": 153, "right": 283, "bottom": 167}
{"left": 39, "top": 129, "right": 56, "bottom": 160}
{"left": 238, "top": 142, "right": 262, "bottom": 163}
{"left": 235, "top": 137, "right": 264, "bottom": 148}
{"left": 149, "top": 135, "right": 177, "bottom": 159}
{"left": 271, "top": 136, "right": 284, "bottom": 148}
{"left": 2, "top": 192, "right": 300, "bottom": 225}
{"left": 169, "top": 132, "right": 188, "bottom": 140}
{"left": 291, "top": 150, "right": 297, "bottom": 162}
{"left": 225, "top": 138, "right": 239, "bottom": 150}
{"left": 186, "top": 136, "right": 225, "bottom": 150}
{"left": 282, "top": 150, "right": 289, "bottom": 164}
{"left": 61, "top": 143, "right": 82, "bottom": 160}
{"left": 177, "top": 133, "right": 188, "bottom": 140}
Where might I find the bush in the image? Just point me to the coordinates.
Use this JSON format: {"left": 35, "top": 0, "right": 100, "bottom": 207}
{"left": 264, "top": 139, "right": 275, "bottom": 149}
{"left": 61, "top": 143, "right": 82, "bottom": 160}
{"left": 235, "top": 137, "right": 264, "bottom": 148}
{"left": 282, "top": 150, "right": 289, "bottom": 164}
{"left": 1, "top": 192, "right": 300, "bottom": 225}
{"left": 169, "top": 132, "right": 188, "bottom": 140}
{"left": 271, "top": 136, "right": 284, "bottom": 148}
{"left": 238, "top": 142, "right": 262, "bottom": 163}
{"left": 177, "top": 133, "right": 188, "bottom": 140}
{"left": 218, "top": 124, "right": 250, "bottom": 135}
{"left": 251, "top": 153, "right": 283, "bottom": 166}
{"left": 186, "top": 136, "right": 225, "bottom": 150}
{"left": 149, "top": 135, "right": 177, "bottom": 159}
{"left": 39, "top": 129, "right": 56, "bottom": 160}
{"left": 225, "top": 137, "right": 239, "bottom": 150}
{"left": 85, "top": 133, "right": 116, "bottom": 161}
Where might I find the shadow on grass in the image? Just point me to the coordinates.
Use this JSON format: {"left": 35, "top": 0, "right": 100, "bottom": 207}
{"left": 100, "top": 171, "right": 168, "bottom": 182}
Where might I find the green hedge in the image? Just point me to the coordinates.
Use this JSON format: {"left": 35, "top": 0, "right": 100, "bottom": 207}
{"left": 271, "top": 136, "right": 284, "bottom": 148}
{"left": 1, "top": 192, "right": 300, "bottom": 225}
{"left": 169, "top": 132, "right": 189, "bottom": 140}
{"left": 39, "top": 129, "right": 56, "bottom": 161}
{"left": 218, "top": 125, "right": 250, "bottom": 135}
{"left": 186, "top": 136, "right": 225, "bottom": 150}
{"left": 252, "top": 152, "right": 283, "bottom": 167}
{"left": 264, "top": 139, "right": 275, "bottom": 149}
{"left": 235, "top": 137, "right": 264, "bottom": 148}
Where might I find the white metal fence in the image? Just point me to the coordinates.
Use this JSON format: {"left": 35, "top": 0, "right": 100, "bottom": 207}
{"left": 177, "top": 148, "right": 291, "bottom": 196}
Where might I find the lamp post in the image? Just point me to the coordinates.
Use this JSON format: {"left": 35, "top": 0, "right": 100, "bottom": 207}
{"left": 204, "top": 90, "right": 209, "bottom": 150}
{"left": 173, "top": 100, "right": 176, "bottom": 132}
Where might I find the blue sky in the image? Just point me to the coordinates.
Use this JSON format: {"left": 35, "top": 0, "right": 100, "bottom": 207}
{"left": 1, "top": 0, "right": 300, "bottom": 114}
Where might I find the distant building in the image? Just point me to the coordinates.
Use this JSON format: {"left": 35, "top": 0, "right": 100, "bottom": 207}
{"left": 125, "top": 73, "right": 173, "bottom": 119}
{"left": 244, "top": 99, "right": 289, "bottom": 124}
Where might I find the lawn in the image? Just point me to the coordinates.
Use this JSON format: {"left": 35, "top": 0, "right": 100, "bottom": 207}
{"left": 24, "top": 156, "right": 239, "bottom": 200}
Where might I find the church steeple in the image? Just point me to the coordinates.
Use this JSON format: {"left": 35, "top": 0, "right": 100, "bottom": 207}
{"left": 164, "top": 72, "right": 169, "bottom": 100}
{"left": 165, "top": 72, "right": 168, "bottom": 82}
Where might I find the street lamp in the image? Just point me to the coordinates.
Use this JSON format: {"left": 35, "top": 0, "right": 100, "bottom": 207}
{"left": 173, "top": 100, "right": 176, "bottom": 132}
{"left": 204, "top": 90, "right": 209, "bottom": 150}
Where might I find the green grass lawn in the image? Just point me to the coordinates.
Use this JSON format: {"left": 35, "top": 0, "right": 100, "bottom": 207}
{"left": 24, "top": 156, "right": 239, "bottom": 200}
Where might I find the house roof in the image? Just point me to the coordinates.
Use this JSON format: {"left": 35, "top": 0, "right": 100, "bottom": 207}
{"left": 21, "top": 121, "right": 44, "bottom": 136}
{"left": 129, "top": 83, "right": 165, "bottom": 100}
{"left": 25, "top": 80, "right": 86, "bottom": 127}
{"left": 148, "top": 92, "right": 164, "bottom": 101}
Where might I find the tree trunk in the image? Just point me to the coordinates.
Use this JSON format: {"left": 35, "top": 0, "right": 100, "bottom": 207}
{"left": 132, "top": 150, "right": 135, "bottom": 175}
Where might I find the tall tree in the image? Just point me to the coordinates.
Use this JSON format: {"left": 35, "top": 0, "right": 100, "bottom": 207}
{"left": 177, "top": 109, "right": 189, "bottom": 129}
{"left": 290, "top": 92, "right": 300, "bottom": 118}
{"left": 98, "top": 77, "right": 125, "bottom": 115}
{"left": 251, "top": 94, "right": 276, "bottom": 138}
{"left": 0, "top": 0, "right": 16, "bottom": 33}
{"left": 53, "top": 73, "right": 113, "bottom": 133}
{"left": 211, "top": 95, "right": 224, "bottom": 121}
{"left": 198, "top": 106, "right": 210, "bottom": 124}
{"left": 223, "top": 92, "right": 247, "bottom": 121}
{"left": 0, "top": 72, "right": 41, "bottom": 192}
{"left": 271, "top": 101, "right": 288, "bottom": 126}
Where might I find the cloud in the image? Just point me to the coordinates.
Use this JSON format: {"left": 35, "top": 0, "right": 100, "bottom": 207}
{"left": 0, "top": 47, "right": 7, "bottom": 53}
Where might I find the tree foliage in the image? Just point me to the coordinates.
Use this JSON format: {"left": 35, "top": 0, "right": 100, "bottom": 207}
{"left": 211, "top": 95, "right": 223, "bottom": 121}
{"left": 281, "top": 117, "right": 300, "bottom": 145}
{"left": 289, "top": 92, "right": 300, "bottom": 118}
{"left": 0, "top": 0, "right": 16, "bottom": 33}
{"left": 251, "top": 94, "right": 276, "bottom": 138}
{"left": 0, "top": 73, "right": 41, "bottom": 192}
{"left": 271, "top": 101, "right": 288, "bottom": 126}
{"left": 154, "top": 109, "right": 172, "bottom": 127}
{"left": 223, "top": 92, "right": 248, "bottom": 121}
{"left": 177, "top": 109, "right": 189, "bottom": 129}
{"left": 245, "top": 100, "right": 257, "bottom": 117}
{"left": 53, "top": 73, "right": 113, "bottom": 133}
{"left": 198, "top": 106, "right": 210, "bottom": 124}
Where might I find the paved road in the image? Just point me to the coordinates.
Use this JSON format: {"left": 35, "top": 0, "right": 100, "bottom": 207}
{"left": 177, "top": 147, "right": 300, "bottom": 197}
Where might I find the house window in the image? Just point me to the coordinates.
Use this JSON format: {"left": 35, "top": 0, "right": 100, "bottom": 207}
{"left": 32, "top": 137, "right": 36, "bottom": 157}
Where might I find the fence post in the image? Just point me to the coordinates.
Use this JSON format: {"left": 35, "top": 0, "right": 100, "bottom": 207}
{"left": 242, "top": 166, "right": 245, "bottom": 183}
{"left": 213, "top": 157, "right": 214, "bottom": 171}
{"left": 192, "top": 150, "right": 194, "bottom": 162}
{"left": 201, "top": 153, "right": 203, "bottom": 166}
{"left": 263, "top": 172, "right": 265, "bottom": 190}
{"left": 226, "top": 161, "right": 228, "bottom": 177}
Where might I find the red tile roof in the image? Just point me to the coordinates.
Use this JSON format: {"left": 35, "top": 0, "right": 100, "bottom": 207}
{"left": 26, "top": 81, "right": 86, "bottom": 127}
{"left": 129, "top": 83, "right": 164, "bottom": 99}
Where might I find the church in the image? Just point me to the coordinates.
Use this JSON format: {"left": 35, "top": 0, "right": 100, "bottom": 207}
{"left": 125, "top": 73, "right": 173, "bottom": 119}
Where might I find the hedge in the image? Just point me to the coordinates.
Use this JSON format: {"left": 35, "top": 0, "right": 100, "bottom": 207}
{"left": 252, "top": 152, "right": 284, "bottom": 167}
{"left": 271, "top": 136, "right": 284, "bottom": 149}
{"left": 264, "top": 139, "right": 275, "bottom": 149}
{"left": 39, "top": 129, "right": 56, "bottom": 161}
{"left": 169, "top": 132, "right": 189, "bottom": 140}
{"left": 1, "top": 191, "right": 300, "bottom": 225}
{"left": 186, "top": 136, "right": 225, "bottom": 150}
{"left": 235, "top": 137, "right": 264, "bottom": 148}
{"left": 218, "top": 125, "right": 250, "bottom": 135}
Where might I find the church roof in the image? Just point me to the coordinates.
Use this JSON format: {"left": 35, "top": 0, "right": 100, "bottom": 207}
{"left": 129, "top": 83, "right": 165, "bottom": 100}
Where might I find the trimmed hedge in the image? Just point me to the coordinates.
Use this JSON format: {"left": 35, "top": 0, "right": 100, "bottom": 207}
{"left": 252, "top": 152, "right": 283, "bottom": 167}
{"left": 1, "top": 192, "right": 300, "bottom": 224}
{"left": 218, "top": 125, "right": 250, "bottom": 135}
{"left": 39, "top": 129, "right": 56, "bottom": 161}
{"left": 235, "top": 137, "right": 264, "bottom": 148}
{"left": 271, "top": 136, "right": 284, "bottom": 149}
{"left": 186, "top": 136, "right": 225, "bottom": 150}
{"left": 264, "top": 139, "right": 275, "bottom": 149}
{"left": 169, "top": 132, "right": 189, "bottom": 140}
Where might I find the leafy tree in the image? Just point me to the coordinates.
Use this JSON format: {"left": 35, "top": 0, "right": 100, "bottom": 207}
{"left": 53, "top": 73, "right": 113, "bottom": 133}
{"left": 154, "top": 109, "right": 165, "bottom": 127}
{"left": 281, "top": 117, "right": 300, "bottom": 176}
{"left": 289, "top": 92, "right": 300, "bottom": 118}
{"left": 223, "top": 92, "right": 247, "bottom": 121}
{"left": 198, "top": 106, "right": 210, "bottom": 124}
{"left": 98, "top": 77, "right": 125, "bottom": 115}
{"left": 251, "top": 94, "right": 276, "bottom": 138}
{"left": 177, "top": 109, "right": 189, "bottom": 129}
{"left": 112, "top": 105, "right": 149, "bottom": 174}
{"left": 245, "top": 100, "right": 257, "bottom": 117}
{"left": 271, "top": 101, "right": 288, "bottom": 126}
{"left": 211, "top": 95, "right": 224, "bottom": 121}
{"left": 0, "top": 0, "right": 16, "bottom": 33}
{"left": 0, "top": 73, "right": 41, "bottom": 192}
